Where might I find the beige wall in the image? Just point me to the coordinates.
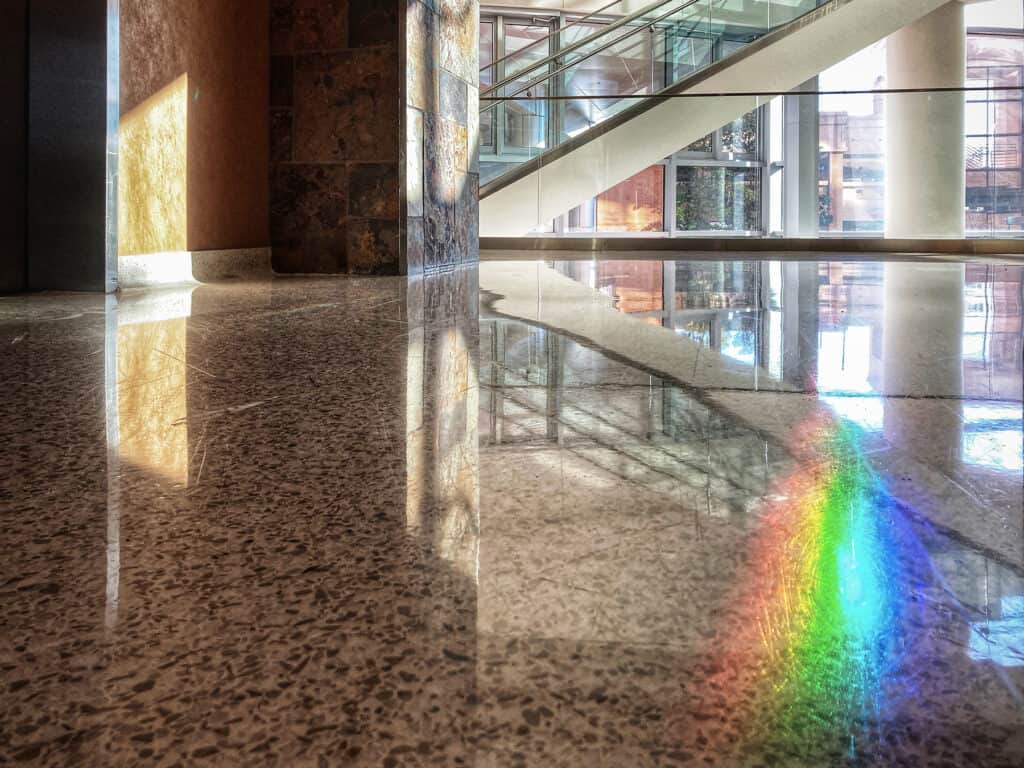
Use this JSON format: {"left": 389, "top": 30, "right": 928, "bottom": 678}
{"left": 120, "top": 0, "right": 269, "bottom": 257}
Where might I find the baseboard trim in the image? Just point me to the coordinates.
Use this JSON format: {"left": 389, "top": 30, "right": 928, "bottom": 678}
{"left": 117, "top": 247, "right": 273, "bottom": 289}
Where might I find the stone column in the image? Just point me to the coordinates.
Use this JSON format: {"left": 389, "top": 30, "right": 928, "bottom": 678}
{"left": 269, "top": 1, "right": 479, "bottom": 276}
{"left": 404, "top": 0, "right": 480, "bottom": 276}
{"left": 885, "top": 1, "right": 965, "bottom": 238}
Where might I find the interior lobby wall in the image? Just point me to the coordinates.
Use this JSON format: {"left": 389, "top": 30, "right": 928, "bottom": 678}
{"left": 0, "top": 0, "right": 27, "bottom": 293}
{"left": 120, "top": 0, "right": 270, "bottom": 257}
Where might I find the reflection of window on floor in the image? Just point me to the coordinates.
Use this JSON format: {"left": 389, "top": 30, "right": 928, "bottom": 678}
{"left": 595, "top": 261, "right": 664, "bottom": 313}
{"left": 963, "top": 270, "right": 1024, "bottom": 400}
{"left": 970, "top": 596, "right": 1024, "bottom": 667}
{"left": 816, "top": 320, "right": 884, "bottom": 429}
{"left": 817, "top": 325, "right": 874, "bottom": 394}
{"left": 720, "top": 317, "right": 757, "bottom": 364}
{"left": 675, "top": 322, "right": 711, "bottom": 346}
{"left": 962, "top": 403, "right": 1024, "bottom": 472}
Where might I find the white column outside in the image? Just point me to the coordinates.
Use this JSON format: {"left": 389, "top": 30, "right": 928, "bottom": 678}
{"left": 885, "top": 1, "right": 966, "bottom": 238}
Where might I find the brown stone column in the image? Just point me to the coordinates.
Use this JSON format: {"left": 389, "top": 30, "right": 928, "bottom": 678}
{"left": 269, "top": 0, "right": 479, "bottom": 276}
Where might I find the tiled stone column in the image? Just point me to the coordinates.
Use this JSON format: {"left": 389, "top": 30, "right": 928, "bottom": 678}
{"left": 269, "top": 0, "right": 479, "bottom": 276}
{"left": 404, "top": 0, "right": 480, "bottom": 276}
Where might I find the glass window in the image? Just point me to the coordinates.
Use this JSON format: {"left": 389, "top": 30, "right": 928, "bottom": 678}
{"left": 567, "top": 199, "right": 597, "bottom": 233}
{"left": 596, "top": 166, "right": 666, "bottom": 232}
{"left": 480, "top": 21, "right": 495, "bottom": 148}
{"left": 966, "top": 33, "right": 1024, "bottom": 234}
{"left": 681, "top": 134, "right": 714, "bottom": 155}
{"left": 560, "top": 19, "right": 662, "bottom": 141}
{"left": 667, "top": 33, "right": 713, "bottom": 83}
{"left": 480, "top": 21, "right": 495, "bottom": 89}
{"left": 676, "top": 167, "right": 763, "bottom": 231}
{"left": 568, "top": 166, "right": 666, "bottom": 233}
{"left": 720, "top": 111, "right": 759, "bottom": 157}
{"left": 503, "top": 21, "right": 550, "bottom": 80}
{"left": 817, "top": 42, "right": 887, "bottom": 234}
{"left": 503, "top": 22, "right": 552, "bottom": 151}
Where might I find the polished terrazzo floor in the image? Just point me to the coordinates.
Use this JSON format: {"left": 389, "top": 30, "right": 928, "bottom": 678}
{"left": 1, "top": 259, "right": 1023, "bottom": 766}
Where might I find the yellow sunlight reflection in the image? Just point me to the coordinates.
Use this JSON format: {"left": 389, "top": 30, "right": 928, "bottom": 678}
{"left": 116, "top": 292, "right": 192, "bottom": 485}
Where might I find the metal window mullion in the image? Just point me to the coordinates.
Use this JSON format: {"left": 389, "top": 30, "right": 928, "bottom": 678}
{"left": 758, "top": 102, "right": 769, "bottom": 235}
{"left": 550, "top": 15, "right": 562, "bottom": 156}
{"left": 667, "top": 155, "right": 678, "bottom": 236}
{"left": 496, "top": 15, "right": 507, "bottom": 158}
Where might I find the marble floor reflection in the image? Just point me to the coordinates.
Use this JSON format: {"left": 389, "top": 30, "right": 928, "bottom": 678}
{"left": 0, "top": 259, "right": 1022, "bottom": 766}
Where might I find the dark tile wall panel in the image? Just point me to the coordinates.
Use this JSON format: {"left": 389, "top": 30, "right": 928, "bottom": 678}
{"left": 270, "top": 0, "right": 401, "bottom": 275}
{"left": 270, "top": 0, "right": 478, "bottom": 276}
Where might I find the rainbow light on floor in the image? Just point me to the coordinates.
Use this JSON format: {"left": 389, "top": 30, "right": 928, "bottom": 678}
{"left": 699, "top": 416, "right": 925, "bottom": 757}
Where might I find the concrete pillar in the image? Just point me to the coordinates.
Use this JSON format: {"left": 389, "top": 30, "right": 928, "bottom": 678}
{"left": 784, "top": 77, "right": 820, "bottom": 237}
{"left": 885, "top": 1, "right": 965, "bottom": 238}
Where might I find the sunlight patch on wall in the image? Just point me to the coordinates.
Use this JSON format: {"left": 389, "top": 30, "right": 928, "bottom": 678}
{"left": 118, "top": 74, "right": 188, "bottom": 256}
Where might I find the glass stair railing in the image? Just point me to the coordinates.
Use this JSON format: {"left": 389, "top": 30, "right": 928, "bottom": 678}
{"left": 480, "top": 0, "right": 825, "bottom": 188}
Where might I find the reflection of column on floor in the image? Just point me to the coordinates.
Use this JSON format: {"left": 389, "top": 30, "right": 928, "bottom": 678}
{"left": 488, "top": 322, "right": 506, "bottom": 446}
{"left": 545, "top": 331, "right": 563, "bottom": 445}
{"left": 405, "top": 272, "right": 481, "bottom": 583}
{"left": 885, "top": 1, "right": 965, "bottom": 239}
{"left": 405, "top": 272, "right": 481, "bottom": 715}
{"left": 883, "top": 263, "right": 965, "bottom": 470}
{"left": 782, "top": 261, "right": 819, "bottom": 390}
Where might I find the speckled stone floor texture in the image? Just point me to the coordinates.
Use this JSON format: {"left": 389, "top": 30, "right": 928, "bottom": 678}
{"left": 1, "top": 259, "right": 1023, "bottom": 767}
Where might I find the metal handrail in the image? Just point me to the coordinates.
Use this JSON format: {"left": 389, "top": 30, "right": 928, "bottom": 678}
{"left": 480, "top": 0, "right": 704, "bottom": 116}
{"left": 482, "top": 0, "right": 699, "bottom": 98}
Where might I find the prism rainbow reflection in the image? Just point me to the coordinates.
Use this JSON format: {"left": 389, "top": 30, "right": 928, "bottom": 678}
{"left": 694, "top": 416, "right": 926, "bottom": 759}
